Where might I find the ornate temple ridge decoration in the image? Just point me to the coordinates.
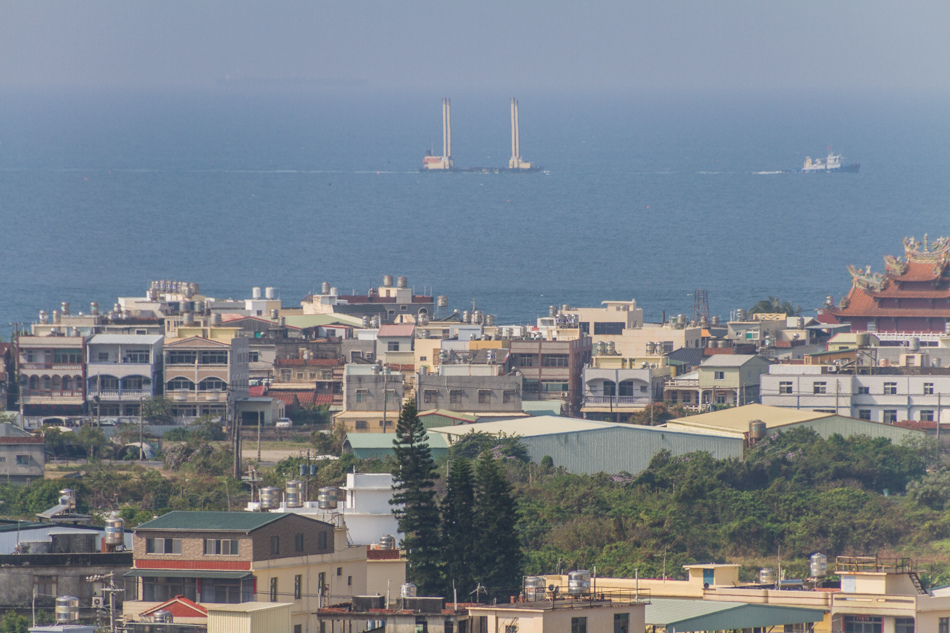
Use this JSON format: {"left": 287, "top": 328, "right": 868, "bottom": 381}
{"left": 883, "top": 254, "right": 908, "bottom": 276}
{"left": 903, "top": 234, "right": 950, "bottom": 264}
{"left": 848, "top": 264, "right": 888, "bottom": 292}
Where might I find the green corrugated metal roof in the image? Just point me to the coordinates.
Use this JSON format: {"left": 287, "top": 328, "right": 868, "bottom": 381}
{"left": 345, "top": 431, "right": 449, "bottom": 450}
{"left": 135, "top": 511, "right": 286, "bottom": 532}
{"left": 646, "top": 598, "right": 824, "bottom": 631}
{"left": 124, "top": 569, "right": 253, "bottom": 579}
{"left": 419, "top": 409, "right": 478, "bottom": 424}
{"left": 521, "top": 400, "right": 564, "bottom": 416}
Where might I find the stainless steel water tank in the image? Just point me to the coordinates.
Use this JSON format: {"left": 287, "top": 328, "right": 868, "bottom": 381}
{"left": 809, "top": 553, "right": 828, "bottom": 577}
{"left": 400, "top": 583, "right": 417, "bottom": 598}
{"left": 758, "top": 568, "right": 776, "bottom": 584}
{"left": 55, "top": 596, "right": 79, "bottom": 623}
{"left": 260, "top": 487, "right": 279, "bottom": 510}
{"left": 567, "top": 570, "right": 591, "bottom": 595}
{"left": 523, "top": 576, "right": 546, "bottom": 601}
{"left": 285, "top": 480, "right": 303, "bottom": 508}
{"left": 383, "top": 275, "right": 394, "bottom": 288}
{"left": 379, "top": 534, "right": 396, "bottom": 550}
{"left": 105, "top": 517, "right": 125, "bottom": 546}
{"left": 317, "top": 487, "right": 338, "bottom": 510}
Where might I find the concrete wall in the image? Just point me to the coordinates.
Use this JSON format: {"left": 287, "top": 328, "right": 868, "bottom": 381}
{"left": 416, "top": 373, "right": 523, "bottom": 413}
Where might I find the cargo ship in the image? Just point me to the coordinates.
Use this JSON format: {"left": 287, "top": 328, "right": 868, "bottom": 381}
{"left": 801, "top": 150, "right": 860, "bottom": 173}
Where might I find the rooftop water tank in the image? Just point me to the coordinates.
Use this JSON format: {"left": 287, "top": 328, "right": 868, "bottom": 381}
{"left": 55, "top": 596, "right": 79, "bottom": 623}
{"left": 330, "top": 287, "right": 338, "bottom": 297}
{"left": 321, "top": 282, "right": 330, "bottom": 295}
{"left": 910, "top": 337, "right": 921, "bottom": 351}
{"left": 90, "top": 302, "right": 99, "bottom": 316}
{"left": 252, "top": 287, "right": 262, "bottom": 299}
{"left": 105, "top": 517, "right": 125, "bottom": 546}
{"left": 567, "top": 570, "right": 591, "bottom": 595}
{"left": 606, "top": 341, "right": 616, "bottom": 355}
{"left": 260, "top": 487, "right": 279, "bottom": 510}
{"left": 271, "top": 309, "right": 279, "bottom": 320}
{"left": 285, "top": 480, "right": 303, "bottom": 509}
{"left": 383, "top": 275, "right": 394, "bottom": 288}
{"left": 810, "top": 553, "right": 828, "bottom": 577}
{"left": 265, "top": 287, "right": 276, "bottom": 300}
{"left": 749, "top": 420, "right": 766, "bottom": 441}
{"left": 194, "top": 300, "right": 206, "bottom": 314}
{"left": 712, "top": 315, "right": 720, "bottom": 325}
{"left": 523, "top": 576, "right": 546, "bottom": 602}
{"left": 183, "top": 312, "right": 194, "bottom": 326}
{"left": 549, "top": 305, "right": 557, "bottom": 317}
{"left": 397, "top": 276, "right": 408, "bottom": 289}
{"left": 418, "top": 314, "right": 429, "bottom": 326}
{"left": 210, "top": 313, "right": 222, "bottom": 326}
{"left": 379, "top": 534, "right": 396, "bottom": 550}
{"left": 485, "top": 314, "right": 495, "bottom": 326}
{"left": 317, "top": 487, "right": 338, "bottom": 510}
{"left": 61, "top": 302, "right": 71, "bottom": 316}
{"left": 362, "top": 316, "right": 370, "bottom": 328}
{"left": 152, "top": 610, "right": 173, "bottom": 624}
{"left": 52, "top": 310, "right": 61, "bottom": 324}
{"left": 758, "top": 568, "right": 776, "bottom": 585}
{"left": 462, "top": 311, "right": 470, "bottom": 324}
{"left": 400, "top": 583, "right": 417, "bottom": 598}
{"left": 437, "top": 296, "right": 448, "bottom": 308}
{"left": 59, "top": 489, "right": 76, "bottom": 511}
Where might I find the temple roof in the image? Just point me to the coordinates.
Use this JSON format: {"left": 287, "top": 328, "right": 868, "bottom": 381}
{"left": 828, "top": 285, "right": 950, "bottom": 318}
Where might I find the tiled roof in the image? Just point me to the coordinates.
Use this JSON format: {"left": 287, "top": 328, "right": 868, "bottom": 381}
{"left": 889, "top": 261, "right": 946, "bottom": 282}
{"left": 248, "top": 386, "right": 266, "bottom": 397}
{"left": 830, "top": 287, "right": 950, "bottom": 317}
{"left": 378, "top": 324, "right": 415, "bottom": 338}
{"left": 264, "top": 389, "right": 334, "bottom": 407}
{"left": 142, "top": 596, "right": 208, "bottom": 618}
{"left": 135, "top": 511, "right": 287, "bottom": 532}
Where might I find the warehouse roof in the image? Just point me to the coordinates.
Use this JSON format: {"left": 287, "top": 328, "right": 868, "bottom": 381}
{"left": 646, "top": 598, "right": 824, "bottom": 630}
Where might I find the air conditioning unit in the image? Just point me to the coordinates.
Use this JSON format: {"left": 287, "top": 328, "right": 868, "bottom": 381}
{"left": 92, "top": 596, "right": 105, "bottom": 609}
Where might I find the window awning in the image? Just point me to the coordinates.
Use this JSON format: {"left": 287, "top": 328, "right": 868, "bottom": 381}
{"left": 124, "top": 570, "right": 253, "bottom": 580}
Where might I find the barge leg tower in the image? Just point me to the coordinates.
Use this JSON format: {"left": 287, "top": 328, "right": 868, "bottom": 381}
{"left": 422, "top": 97, "right": 454, "bottom": 171}
{"left": 508, "top": 97, "right": 532, "bottom": 170}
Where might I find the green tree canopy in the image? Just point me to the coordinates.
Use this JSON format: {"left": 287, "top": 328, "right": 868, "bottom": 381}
{"left": 748, "top": 296, "right": 801, "bottom": 316}
{"left": 440, "top": 458, "right": 476, "bottom": 597}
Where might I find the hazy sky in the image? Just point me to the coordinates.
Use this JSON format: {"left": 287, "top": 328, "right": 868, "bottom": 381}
{"left": 2, "top": 1, "right": 948, "bottom": 94}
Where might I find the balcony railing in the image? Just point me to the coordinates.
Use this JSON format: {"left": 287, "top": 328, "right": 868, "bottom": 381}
{"left": 20, "top": 362, "right": 83, "bottom": 370}
{"left": 87, "top": 389, "right": 152, "bottom": 401}
{"left": 583, "top": 396, "right": 652, "bottom": 406}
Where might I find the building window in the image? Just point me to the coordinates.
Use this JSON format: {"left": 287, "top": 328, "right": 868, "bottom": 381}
{"left": 167, "top": 351, "right": 197, "bottom": 365}
{"left": 669, "top": 392, "right": 678, "bottom": 404}
{"left": 925, "top": 383, "right": 935, "bottom": 395}
{"left": 295, "top": 533, "right": 304, "bottom": 552}
{"left": 884, "top": 410, "right": 898, "bottom": 424}
{"left": 294, "top": 575, "right": 302, "bottom": 599}
{"left": 478, "top": 389, "right": 492, "bottom": 404}
{"left": 203, "top": 539, "right": 238, "bottom": 555}
{"left": 198, "top": 377, "right": 227, "bottom": 391}
{"left": 614, "top": 613, "right": 630, "bottom": 633}
{"left": 921, "top": 410, "right": 935, "bottom": 422}
{"left": 270, "top": 578, "right": 278, "bottom": 601}
{"left": 424, "top": 390, "right": 439, "bottom": 404}
{"left": 503, "top": 390, "right": 517, "bottom": 403}
{"left": 813, "top": 381, "right": 827, "bottom": 394}
{"left": 125, "top": 350, "right": 150, "bottom": 363}
{"left": 681, "top": 392, "right": 691, "bottom": 403}
{"left": 571, "top": 617, "right": 587, "bottom": 633}
{"left": 387, "top": 341, "right": 400, "bottom": 352}
{"left": 844, "top": 616, "right": 882, "bottom": 632}
{"left": 199, "top": 350, "right": 229, "bottom": 365}
{"left": 295, "top": 627, "right": 302, "bottom": 633}
{"left": 145, "top": 538, "right": 181, "bottom": 554}
{"left": 940, "top": 617, "right": 949, "bottom": 633}
{"left": 97, "top": 352, "right": 110, "bottom": 362}
{"left": 318, "top": 531, "right": 328, "bottom": 550}
{"left": 857, "top": 386, "right": 870, "bottom": 394}
{"left": 541, "top": 354, "right": 569, "bottom": 367}
{"left": 355, "top": 421, "right": 368, "bottom": 430}
{"left": 593, "top": 322, "right": 624, "bottom": 335}
{"left": 716, "top": 393, "right": 727, "bottom": 404}
{"left": 779, "top": 381, "right": 792, "bottom": 394}
{"left": 34, "top": 576, "right": 57, "bottom": 599}
{"left": 884, "top": 382, "right": 898, "bottom": 395}
{"left": 512, "top": 354, "right": 535, "bottom": 367}
{"left": 895, "top": 617, "right": 915, "bottom": 633}
{"left": 337, "top": 567, "right": 342, "bottom": 576}
{"left": 348, "top": 576, "right": 352, "bottom": 586}
{"left": 166, "top": 377, "right": 195, "bottom": 391}
{"left": 355, "top": 389, "right": 368, "bottom": 403}
{"left": 504, "top": 626, "right": 518, "bottom": 633}
{"left": 385, "top": 389, "right": 397, "bottom": 403}
{"left": 318, "top": 572, "right": 326, "bottom": 596}
{"left": 714, "top": 371, "right": 725, "bottom": 380}
{"left": 858, "top": 410, "right": 871, "bottom": 420}
{"left": 16, "top": 455, "right": 30, "bottom": 466}
{"left": 270, "top": 536, "right": 279, "bottom": 555}
{"left": 450, "top": 390, "right": 463, "bottom": 405}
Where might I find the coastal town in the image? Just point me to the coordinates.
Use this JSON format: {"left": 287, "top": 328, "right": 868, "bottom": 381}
{"left": 3, "top": 234, "right": 950, "bottom": 633}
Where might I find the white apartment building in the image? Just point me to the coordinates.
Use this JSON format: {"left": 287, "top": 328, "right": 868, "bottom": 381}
{"left": 761, "top": 365, "right": 950, "bottom": 423}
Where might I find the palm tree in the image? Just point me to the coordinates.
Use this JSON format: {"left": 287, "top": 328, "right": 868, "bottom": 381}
{"left": 748, "top": 296, "right": 800, "bottom": 316}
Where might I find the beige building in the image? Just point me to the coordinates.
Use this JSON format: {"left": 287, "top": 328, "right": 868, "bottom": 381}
{"left": 123, "top": 511, "right": 399, "bottom": 633}
{"left": 17, "top": 334, "right": 86, "bottom": 427}
{"left": 163, "top": 330, "right": 249, "bottom": 421}
{"left": 663, "top": 354, "right": 771, "bottom": 411}
{"left": 468, "top": 592, "right": 646, "bottom": 633}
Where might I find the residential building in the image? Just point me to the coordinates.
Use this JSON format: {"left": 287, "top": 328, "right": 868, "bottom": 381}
{"left": 508, "top": 336, "right": 591, "bottom": 415}
{"left": 663, "top": 354, "right": 771, "bottom": 411}
{"left": 319, "top": 596, "right": 468, "bottom": 633}
{"left": 163, "top": 331, "right": 249, "bottom": 422}
{"left": 300, "top": 275, "right": 434, "bottom": 324}
{"left": 122, "top": 511, "right": 371, "bottom": 633}
{"left": 0, "top": 523, "right": 132, "bottom": 615}
{"left": 822, "top": 234, "right": 950, "bottom": 334}
{"left": 17, "top": 334, "right": 86, "bottom": 428}
{"left": 416, "top": 364, "right": 523, "bottom": 416}
{"left": 467, "top": 591, "right": 647, "bottom": 633}
{"left": 376, "top": 324, "right": 415, "bottom": 367}
{"left": 335, "top": 365, "right": 404, "bottom": 433}
{"left": 0, "top": 423, "right": 44, "bottom": 483}
{"left": 762, "top": 364, "right": 950, "bottom": 423}
{"left": 580, "top": 366, "right": 662, "bottom": 421}
{"left": 85, "top": 334, "right": 163, "bottom": 423}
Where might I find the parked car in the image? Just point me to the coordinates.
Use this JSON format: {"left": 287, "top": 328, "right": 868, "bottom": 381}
{"left": 275, "top": 418, "right": 293, "bottom": 429}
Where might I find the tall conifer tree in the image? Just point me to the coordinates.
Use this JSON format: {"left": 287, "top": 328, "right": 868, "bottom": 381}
{"left": 473, "top": 451, "right": 523, "bottom": 597}
{"left": 390, "top": 400, "right": 442, "bottom": 594}
{"left": 440, "top": 457, "right": 476, "bottom": 598}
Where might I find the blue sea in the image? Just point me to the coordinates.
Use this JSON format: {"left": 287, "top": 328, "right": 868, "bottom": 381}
{"left": 1, "top": 88, "right": 949, "bottom": 334}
